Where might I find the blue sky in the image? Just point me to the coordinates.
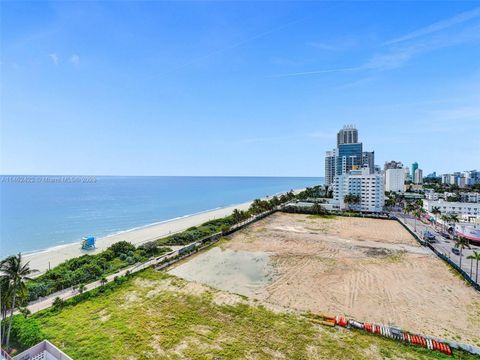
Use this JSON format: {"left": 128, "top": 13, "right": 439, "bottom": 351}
{"left": 1, "top": 1, "right": 479, "bottom": 176}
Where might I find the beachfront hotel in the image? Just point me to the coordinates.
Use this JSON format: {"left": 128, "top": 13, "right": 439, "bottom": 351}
{"left": 332, "top": 167, "right": 385, "bottom": 212}
{"left": 325, "top": 126, "right": 384, "bottom": 212}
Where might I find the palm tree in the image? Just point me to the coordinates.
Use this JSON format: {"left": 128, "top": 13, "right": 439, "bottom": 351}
{"left": 404, "top": 202, "right": 416, "bottom": 219}
{"left": 431, "top": 207, "right": 441, "bottom": 229}
{"left": 100, "top": 277, "right": 108, "bottom": 286}
{"left": 385, "top": 197, "right": 396, "bottom": 209}
{"left": 449, "top": 214, "right": 460, "bottom": 234}
{"left": 344, "top": 194, "right": 360, "bottom": 211}
{"left": 440, "top": 214, "right": 451, "bottom": 233}
{"left": 311, "top": 202, "right": 327, "bottom": 215}
{"left": 467, "top": 251, "right": 480, "bottom": 284}
{"left": 467, "top": 253, "right": 475, "bottom": 278}
{"left": 232, "top": 209, "right": 243, "bottom": 224}
{"left": 454, "top": 236, "right": 470, "bottom": 268}
{"left": 413, "top": 209, "right": 421, "bottom": 232}
{"left": 0, "top": 253, "right": 36, "bottom": 349}
{"left": 1, "top": 276, "right": 11, "bottom": 345}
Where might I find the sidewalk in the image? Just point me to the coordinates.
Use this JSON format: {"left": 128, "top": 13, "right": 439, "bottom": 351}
{"left": 395, "top": 212, "right": 479, "bottom": 286}
{"left": 26, "top": 248, "right": 180, "bottom": 314}
{"left": 25, "top": 209, "right": 277, "bottom": 315}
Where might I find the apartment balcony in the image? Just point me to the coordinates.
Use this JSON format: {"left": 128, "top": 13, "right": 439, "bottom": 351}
{"left": 12, "top": 341, "right": 72, "bottom": 360}
{"left": 1, "top": 348, "right": 13, "bottom": 360}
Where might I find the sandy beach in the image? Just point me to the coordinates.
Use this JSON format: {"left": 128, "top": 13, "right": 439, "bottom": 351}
{"left": 24, "top": 201, "right": 252, "bottom": 274}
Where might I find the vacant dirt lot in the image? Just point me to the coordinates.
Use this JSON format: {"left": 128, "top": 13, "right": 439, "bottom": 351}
{"left": 222, "top": 213, "right": 480, "bottom": 345}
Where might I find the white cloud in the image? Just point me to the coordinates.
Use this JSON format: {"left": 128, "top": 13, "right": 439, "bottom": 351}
{"left": 308, "top": 37, "right": 357, "bottom": 51}
{"left": 70, "top": 54, "right": 80, "bottom": 66}
{"left": 364, "top": 47, "right": 416, "bottom": 71}
{"left": 271, "top": 8, "right": 480, "bottom": 78}
{"left": 385, "top": 7, "right": 480, "bottom": 45}
{"left": 268, "top": 66, "right": 361, "bottom": 78}
{"left": 49, "top": 53, "right": 59, "bottom": 65}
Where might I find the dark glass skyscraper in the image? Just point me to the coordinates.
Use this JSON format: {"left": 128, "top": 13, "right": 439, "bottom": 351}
{"left": 336, "top": 143, "right": 363, "bottom": 176}
{"left": 337, "top": 125, "right": 358, "bottom": 146}
{"left": 325, "top": 125, "right": 375, "bottom": 185}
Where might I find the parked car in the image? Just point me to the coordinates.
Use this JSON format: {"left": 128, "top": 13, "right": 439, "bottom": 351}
{"left": 451, "top": 247, "right": 460, "bottom": 255}
{"left": 423, "top": 230, "right": 436, "bottom": 242}
{"left": 441, "top": 232, "right": 451, "bottom": 239}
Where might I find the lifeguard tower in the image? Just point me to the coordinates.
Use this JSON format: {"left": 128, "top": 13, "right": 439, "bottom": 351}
{"left": 81, "top": 236, "right": 96, "bottom": 250}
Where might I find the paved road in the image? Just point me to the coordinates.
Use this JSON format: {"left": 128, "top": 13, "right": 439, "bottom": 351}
{"left": 394, "top": 212, "right": 480, "bottom": 285}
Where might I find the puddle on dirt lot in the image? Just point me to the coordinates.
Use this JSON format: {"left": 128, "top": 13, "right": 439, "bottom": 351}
{"left": 168, "top": 247, "right": 274, "bottom": 297}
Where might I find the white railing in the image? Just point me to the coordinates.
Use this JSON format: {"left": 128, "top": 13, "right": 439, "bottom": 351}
{"left": 13, "top": 340, "right": 72, "bottom": 360}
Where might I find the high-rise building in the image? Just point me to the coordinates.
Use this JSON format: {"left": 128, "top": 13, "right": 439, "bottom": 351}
{"left": 362, "top": 151, "right": 375, "bottom": 174}
{"left": 385, "top": 168, "right": 405, "bottom": 192}
{"left": 449, "top": 174, "right": 458, "bottom": 185}
{"left": 384, "top": 160, "right": 403, "bottom": 171}
{"left": 464, "top": 170, "right": 479, "bottom": 185}
{"left": 414, "top": 168, "right": 423, "bottom": 184}
{"left": 333, "top": 167, "right": 384, "bottom": 212}
{"left": 325, "top": 125, "right": 375, "bottom": 185}
{"left": 441, "top": 170, "right": 479, "bottom": 186}
{"left": 325, "top": 150, "right": 336, "bottom": 186}
{"left": 336, "top": 143, "right": 363, "bottom": 176}
{"left": 337, "top": 125, "right": 358, "bottom": 146}
{"left": 411, "top": 162, "right": 418, "bottom": 179}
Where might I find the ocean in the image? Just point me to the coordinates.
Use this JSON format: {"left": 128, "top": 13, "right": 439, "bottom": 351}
{"left": 0, "top": 176, "right": 322, "bottom": 256}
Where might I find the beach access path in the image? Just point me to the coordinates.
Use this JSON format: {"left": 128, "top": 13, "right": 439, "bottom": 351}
{"left": 26, "top": 246, "right": 182, "bottom": 314}
{"left": 25, "top": 205, "right": 277, "bottom": 315}
{"left": 24, "top": 201, "right": 252, "bottom": 274}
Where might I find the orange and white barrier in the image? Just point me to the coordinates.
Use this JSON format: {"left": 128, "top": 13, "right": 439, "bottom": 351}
{"left": 329, "top": 315, "right": 453, "bottom": 356}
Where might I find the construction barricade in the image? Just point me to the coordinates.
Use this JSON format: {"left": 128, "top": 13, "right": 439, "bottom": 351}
{"left": 307, "top": 313, "right": 454, "bottom": 356}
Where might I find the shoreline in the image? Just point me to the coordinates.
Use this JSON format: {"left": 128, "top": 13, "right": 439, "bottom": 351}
{"left": 23, "top": 201, "right": 254, "bottom": 274}
{"left": 20, "top": 206, "right": 224, "bottom": 256}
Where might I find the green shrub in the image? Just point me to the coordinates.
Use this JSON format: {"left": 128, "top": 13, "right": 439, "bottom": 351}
{"left": 108, "top": 241, "right": 136, "bottom": 256}
{"left": 11, "top": 316, "right": 44, "bottom": 350}
{"left": 52, "top": 297, "right": 64, "bottom": 309}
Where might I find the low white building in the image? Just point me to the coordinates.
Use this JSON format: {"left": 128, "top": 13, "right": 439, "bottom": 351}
{"left": 461, "top": 192, "right": 480, "bottom": 203}
{"left": 423, "top": 199, "right": 480, "bottom": 222}
{"left": 385, "top": 168, "right": 405, "bottom": 193}
{"left": 333, "top": 167, "right": 384, "bottom": 212}
{"left": 424, "top": 189, "right": 440, "bottom": 201}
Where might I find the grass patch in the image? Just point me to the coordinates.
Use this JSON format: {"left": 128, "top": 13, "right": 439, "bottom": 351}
{"left": 306, "top": 214, "right": 337, "bottom": 220}
{"left": 384, "top": 250, "right": 407, "bottom": 263}
{"left": 12, "top": 268, "right": 477, "bottom": 359}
